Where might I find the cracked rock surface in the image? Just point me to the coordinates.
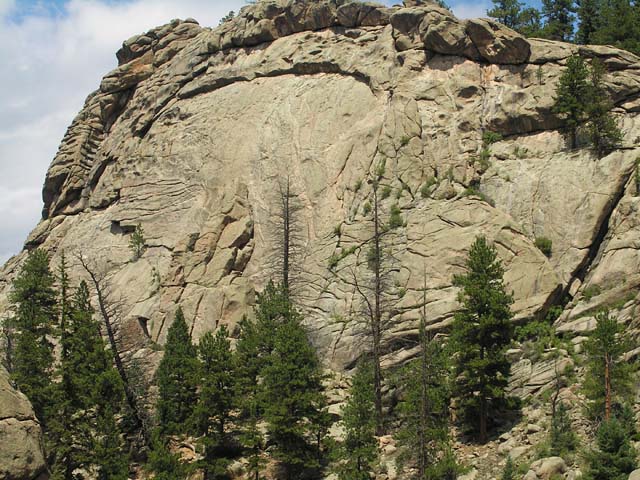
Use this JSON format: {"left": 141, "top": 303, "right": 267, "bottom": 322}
{"left": 1, "top": 0, "right": 640, "bottom": 378}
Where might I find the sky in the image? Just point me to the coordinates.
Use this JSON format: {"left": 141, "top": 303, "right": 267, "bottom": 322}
{"left": 0, "top": 0, "right": 495, "bottom": 265}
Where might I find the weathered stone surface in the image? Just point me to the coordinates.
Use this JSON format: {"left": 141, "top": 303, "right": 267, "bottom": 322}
{"left": 530, "top": 457, "right": 567, "bottom": 479}
{"left": 0, "top": 367, "right": 47, "bottom": 480}
{"left": 1, "top": 0, "right": 640, "bottom": 408}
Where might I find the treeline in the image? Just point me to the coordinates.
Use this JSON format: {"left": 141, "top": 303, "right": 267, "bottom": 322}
{"left": 487, "top": 0, "right": 640, "bottom": 55}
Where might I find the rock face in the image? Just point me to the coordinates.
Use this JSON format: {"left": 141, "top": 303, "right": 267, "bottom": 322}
{"left": 1, "top": 0, "right": 640, "bottom": 379}
{"left": 0, "top": 367, "right": 47, "bottom": 480}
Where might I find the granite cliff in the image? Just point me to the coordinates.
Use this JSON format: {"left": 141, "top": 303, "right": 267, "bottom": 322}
{"left": 1, "top": 0, "right": 640, "bottom": 477}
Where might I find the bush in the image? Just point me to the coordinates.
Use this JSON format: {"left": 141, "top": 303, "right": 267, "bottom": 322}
{"left": 388, "top": 204, "right": 403, "bottom": 229}
{"left": 421, "top": 177, "right": 437, "bottom": 198}
{"left": 463, "top": 187, "right": 495, "bottom": 207}
{"left": 381, "top": 185, "right": 392, "bottom": 200}
{"left": 534, "top": 236, "right": 553, "bottom": 257}
{"left": 129, "top": 223, "right": 146, "bottom": 260}
{"left": 582, "top": 284, "right": 602, "bottom": 302}
{"left": 362, "top": 201, "right": 372, "bottom": 216}
{"left": 483, "top": 131, "right": 503, "bottom": 145}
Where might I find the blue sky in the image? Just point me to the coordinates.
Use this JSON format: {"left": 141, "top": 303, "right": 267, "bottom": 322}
{"left": 0, "top": 0, "right": 507, "bottom": 265}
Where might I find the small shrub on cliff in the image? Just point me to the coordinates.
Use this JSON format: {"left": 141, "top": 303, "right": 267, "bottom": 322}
{"left": 534, "top": 236, "right": 553, "bottom": 257}
{"left": 129, "top": 223, "right": 146, "bottom": 260}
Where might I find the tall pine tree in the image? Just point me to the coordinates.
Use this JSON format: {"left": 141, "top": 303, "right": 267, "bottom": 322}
{"left": 9, "top": 248, "right": 57, "bottom": 424}
{"left": 194, "top": 326, "right": 236, "bottom": 479}
{"left": 553, "top": 55, "right": 591, "bottom": 148}
{"left": 262, "top": 313, "right": 327, "bottom": 479}
{"left": 336, "top": 360, "right": 378, "bottom": 480}
{"left": 451, "top": 236, "right": 514, "bottom": 444}
{"left": 155, "top": 307, "right": 199, "bottom": 435}
{"left": 541, "top": 0, "right": 575, "bottom": 41}
{"left": 583, "top": 309, "right": 633, "bottom": 422}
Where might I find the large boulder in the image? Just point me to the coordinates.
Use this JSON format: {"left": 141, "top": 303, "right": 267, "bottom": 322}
{"left": 0, "top": 367, "right": 47, "bottom": 480}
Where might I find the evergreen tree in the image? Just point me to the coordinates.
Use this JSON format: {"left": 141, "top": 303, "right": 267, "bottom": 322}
{"left": 549, "top": 401, "right": 578, "bottom": 456}
{"left": 129, "top": 222, "right": 146, "bottom": 260}
{"left": 584, "top": 417, "right": 637, "bottom": 480}
{"left": 194, "top": 326, "right": 235, "bottom": 479}
{"left": 9, "top": 248, "right": 57, "bottom": 423}
{"left": 451, "top": 236, "right": 514, "bottom": 444}
{"left": 583, "top": 309, "right": 633, "bottom": 422}
{"left": 553, "top": 54, "right": 590, "bottom": 148}
{"left": 540, "top": 0, "right": 575, "bottom": 41}
{"left": 501, "top": 456, "right": 516, "bottom": 480}
{"left": 147, "top": 430, "right": 192, "bottom": 480}
{"left": 155, "top": 307, "right": 199, "bottom": 435}
{"left": 591, "top": 0, "right": 640, "bottom": 56}
{"left": 262, "top": 314, "right": 327, "bottom": 479}
{"left": 396, "top": 314, "right": 459, "bottom": 479}
{"left": 336, "top": 360, "right": 378, "bottom": 480}
{"left": 487, "top": 0, "right": 526, "bottom": 28}
{"left": 51, "top": 280, "right": 128, "bottom": 479}
{"left": 576, "top": 0, "right": 600, "bottom": 44}
{"left": 585, "top": 59, "right": 623, "bottom": 155}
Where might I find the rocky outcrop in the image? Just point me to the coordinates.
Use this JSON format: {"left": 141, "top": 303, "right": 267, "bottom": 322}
{"left": 0, "top": 367, "right": 47, "bottom": 480}
{"left": 1, "top": 0, "right": 640, "bottom": 379}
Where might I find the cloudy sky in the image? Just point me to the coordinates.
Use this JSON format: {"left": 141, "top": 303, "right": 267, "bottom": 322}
{"left": 0, "top": 0, "right": 496, "bottom": 265}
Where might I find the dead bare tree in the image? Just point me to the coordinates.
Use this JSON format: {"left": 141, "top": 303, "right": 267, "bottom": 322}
{"left": 76, "top": 253, "right": 150, "bottom": 444}
{"left": 334, "top": 172, "right": 404, "bottom": 435}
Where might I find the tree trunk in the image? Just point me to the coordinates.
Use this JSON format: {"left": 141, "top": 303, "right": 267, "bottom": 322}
{"left": 604, "top": 352, "right": 611, "bottom": 421}
{"left": 479, "top": 395, "right": 488, "bottom": 444}
{"left": 372, "top": 185, "right": 384, "bottom": 435}
{"left": 282, "top": 176, "right": 290, "bottom": 294}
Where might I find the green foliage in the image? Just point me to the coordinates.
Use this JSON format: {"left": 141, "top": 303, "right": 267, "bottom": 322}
{"left": 396, "top": 334, "right": 461, "bottom": 479}
{"left": 328, "top": 246, "right": 357, "bottom": 271}
{"left": 585, "top": 59, "right": 623, "bottom": 155}
{"left": 583, "top": 310, "right": 634, "bottom": 421}
{"left": 451, "top": 236, "right": 515, "bottom": 443}
{"left": 554, "top": 55, "right": 622, "bottom": 153}
{"left": 463, "top": 187, "right": 495, "bottom": 207}
{"left": 589, "top": 0, "right": 640, "bottom": 56}
{"left": 582, "top": 284, "right": 602, "bottom": 302}
{"left": 483, "top": 131, "right": 503, "bottom": 145}
{"left": 50, "top": 280, "right": 127, "bottom": 478}
{"left": 487, "top": 0, "right": 542, "bottom": 35}
{"left": 381, "top": 186, "right": 392, "bottom": 200}
{"left": 635, "top": 158, "right": 640, "bottom": 196}
{"left": 534, "top": 236, "right": 553, "bottom": 257}
{"left": 129, "top": 223, "right": 146, "bottom": 260}
{"left": 553, "top": 55, "right": 590, "bottom": 148}
{"left": 218, "top": 10, "right": 235, "bottom": 25}
{"left": 388, "top": 204, "right": 403, "bottom": 229}
{"left": 421, "top": 177, "right": 437, "bottom": 198}
{"left": 155, "top": 307, "right": 199, "bottom": 435}
{"left": 363, "top": 201, "right": 372, "bottom": 216}
{"left": 550, "top": 401, "right": 578, "bottom": 456}
{"left": 336, "top": 361, "right": 378, "bottom": 480}
{"left": 354, "top": 179, "right": 363, "bottom": 192}
{"left": 263, "top": 313, "right": 327, "bottom": 478}
{"left": 194, "top": 326, "right": 235, "bottom": 478}
{"left": 540, "top": 0, "right": 575, "bottom": 41}
{"left": 514, "top": 145, "right": 529, "bottom": 158}
{"left": 9, "top": 248, "right": 57, "bottom": 423}
{"left": 147, "top": 431, "right": 192, "bottom": 480}
{"left": 502, "top": 456, "right": 516, "bottom": 480}
{"left": 583, "top": 418, "right": 637, "bottom": 480}
{"left": 515, "top": 319, "right": 562, "bottom": 361}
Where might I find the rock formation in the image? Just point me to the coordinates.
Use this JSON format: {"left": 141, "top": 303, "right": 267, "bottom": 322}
{"left": 0, "top": 367, "right": 47, "bottom": 480}
{"left": 1, "top": 0, "right": 640, "bottom": 458}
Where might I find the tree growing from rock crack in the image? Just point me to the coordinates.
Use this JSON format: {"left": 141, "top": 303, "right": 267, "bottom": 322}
{"left": 451, "top": 236, "right": 514, "bottom": 444}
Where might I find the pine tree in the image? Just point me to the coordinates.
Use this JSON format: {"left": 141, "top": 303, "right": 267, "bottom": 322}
{"left": 553, "top": 54, "right": 590, "bottom": 149}
{"left": 336, "top": 360, "right": 378, "bottom": 480}
{"left": 584, "top": 417, "right": 637, "bottom": 480}
{"left": 155, "top": 307, "right": 199, "bottom": 435}
{"left": 51, "top": 280, "right": 128, "bottom": 479}
{"left": 262, "top": 314, "right": 327, "bottom": 479}
{"left": 129, "top": 222, "right": 146, "bottom": 260}
{"left": 550, "top": 402, "right": 578, "bottom": 456}
{"left": 591, "top": 0, "right": 640, "bottom": 56}
{"left": 451, "top": 236, "right": 514, "bottom": 444}
{"left": 502, "top": 456, "right": 516, "bottom": 480}
{"left": 585, "top": 59, "right": 623, "bottom": 155}
{"left": 576, "top": 0, "right": 600, "bottom": 44}
{"left": 147, "top": 430, "right": 192, "bottom": 480}
{"left": 9, "top": 248, "right": 57, "bottom": 424}
{"left": 487, "top": 0, "right": 526, "bottom": 28}
{"left": 194, "top": 326, "right": 235, "bottom": 479}
{"left": 583, "top": 309, "right": 633, "bottom": 422}
{"left": 540, "top": 0, "right": 575, "bottom": 41}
